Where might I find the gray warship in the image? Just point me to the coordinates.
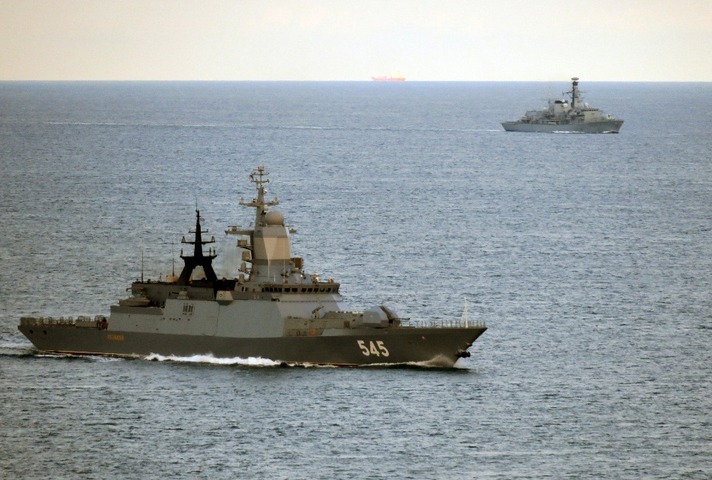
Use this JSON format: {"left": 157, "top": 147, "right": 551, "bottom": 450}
{"left": 18, "top": 167, "right": 486, "bottom": 367}
{"left": 502, "top": 77, "right": 623, "bottom": 133}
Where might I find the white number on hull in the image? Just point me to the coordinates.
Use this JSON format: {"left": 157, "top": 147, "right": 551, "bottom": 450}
{"left": 356, "top": 340, "right": 389, "bottom": 357}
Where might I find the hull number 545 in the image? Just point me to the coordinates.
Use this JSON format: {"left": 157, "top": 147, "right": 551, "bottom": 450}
{"left": 357, "top": 340, "right": 389, "bottom": 357}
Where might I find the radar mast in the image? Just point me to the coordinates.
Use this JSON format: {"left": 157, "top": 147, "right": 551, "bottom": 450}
{"left": 176, "top": 209, "right": 218, "bottom": 284}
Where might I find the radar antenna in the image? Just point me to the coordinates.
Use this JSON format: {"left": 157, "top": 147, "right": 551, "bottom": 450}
{"left": 569, "top": 77, "right": 580, "bottom": 109}
{"left": 239, "top": 166, "right": 279, "bottom": 226}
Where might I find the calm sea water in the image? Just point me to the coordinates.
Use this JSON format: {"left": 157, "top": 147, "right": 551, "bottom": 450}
{"left": 1, "top": 81, "right": 711, "bottom": 479}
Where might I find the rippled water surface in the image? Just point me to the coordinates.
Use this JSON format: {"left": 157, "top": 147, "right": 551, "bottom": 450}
{"left": 1, "top": 81, "right": 711, "bottom": 478}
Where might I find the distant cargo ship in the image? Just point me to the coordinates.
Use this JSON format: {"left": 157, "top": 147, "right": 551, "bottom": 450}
{"left": 372, "top": 73, "right": 406, "bottom": 82}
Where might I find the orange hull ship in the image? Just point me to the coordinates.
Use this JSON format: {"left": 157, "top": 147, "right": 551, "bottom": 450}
{"left": 371, "top": 73, "right": 405, "bottom": 82}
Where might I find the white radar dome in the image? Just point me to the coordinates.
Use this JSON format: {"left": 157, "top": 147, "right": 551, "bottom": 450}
{"left": 265, "top": 210, "right": 285, "bottom": 226}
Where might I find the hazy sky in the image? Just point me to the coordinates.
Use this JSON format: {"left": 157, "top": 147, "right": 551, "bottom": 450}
{"left": 2, "top": 0, "right": 711, "bottom": 81}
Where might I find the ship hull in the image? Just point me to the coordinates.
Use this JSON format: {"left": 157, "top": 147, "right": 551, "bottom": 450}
{"left": 501, "top": 119, "right": 623, "bottom": 133}
{"left": 18, "top": 323, "right": 486, "bottom": 367}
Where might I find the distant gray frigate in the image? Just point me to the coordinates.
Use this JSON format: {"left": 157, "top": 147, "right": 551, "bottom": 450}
{"left": 502, "top": 77, "right": 623, "bottom": 133}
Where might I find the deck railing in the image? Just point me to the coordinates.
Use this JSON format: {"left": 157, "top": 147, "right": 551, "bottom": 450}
{"left": 403, "top": 318, "right": 486, "bottom": 329}
{"left": 20, "top": 315, "right": 108, "bottom": 327}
